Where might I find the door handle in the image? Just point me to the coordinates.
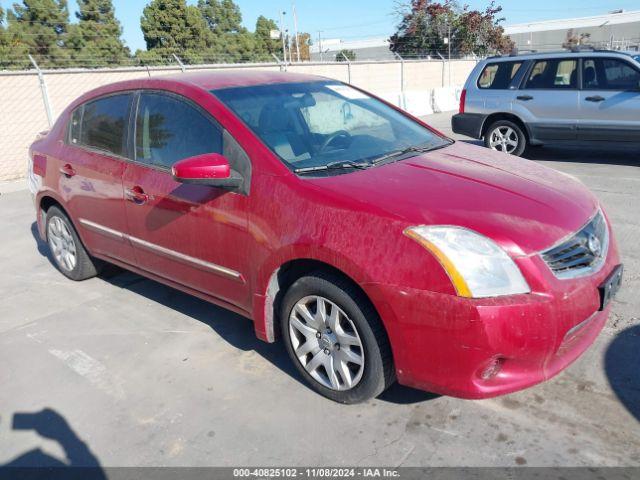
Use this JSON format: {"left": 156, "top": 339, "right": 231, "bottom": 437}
{"left": 585, "top": 95, "right": 605, "bottom": 102}
{"left": 59, "top": 163, "right": 76, "bottom": 177}
{"left": 516, "top": 95, "right": 534, "bottom": 101}
{"left": 125, "top": 186, "right": 149, "bottom": 205}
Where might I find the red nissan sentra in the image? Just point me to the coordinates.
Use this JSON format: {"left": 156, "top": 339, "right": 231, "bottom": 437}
{"left": 28, "top": 72, "right": 623, "bottom": 403}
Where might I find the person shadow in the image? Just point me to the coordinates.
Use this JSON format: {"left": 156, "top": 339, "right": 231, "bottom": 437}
{"left": 30, "top": 222, "right": 439, "bottom": 405}
{"left": 0, "top": 408, "right": 106, "bottom": 480}
{"left": 605, "top": 324, "right": 640, "bottom": 422}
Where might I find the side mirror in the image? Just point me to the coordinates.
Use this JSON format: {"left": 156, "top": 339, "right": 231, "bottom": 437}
{"left": 172, "top": 153, "right": 242, "bottom": 189}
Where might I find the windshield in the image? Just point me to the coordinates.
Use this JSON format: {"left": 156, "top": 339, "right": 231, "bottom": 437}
{"left": 212, "top": 81, "right": 449, "bottom": 174}
{"left": 633, "top": 54, "right": 640, "bottom": 64}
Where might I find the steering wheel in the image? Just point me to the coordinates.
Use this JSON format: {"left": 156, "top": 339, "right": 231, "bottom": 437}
{"left": 318, "top": 130, "right": 352, "bottom": 153}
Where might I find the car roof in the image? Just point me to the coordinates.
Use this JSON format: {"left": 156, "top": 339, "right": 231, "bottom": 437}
{"left": 65, "top": 70, "right": 331, "bottom": 113}
{"left": 160, "top": 70, "right": 325, "bottom": 90}
{"left": 484, "top": 49, "right": 636, "bottom": 63}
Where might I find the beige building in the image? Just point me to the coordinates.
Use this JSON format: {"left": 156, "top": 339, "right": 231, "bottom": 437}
{"left": 505, "top": 9, "right": 640, "bottom": 52}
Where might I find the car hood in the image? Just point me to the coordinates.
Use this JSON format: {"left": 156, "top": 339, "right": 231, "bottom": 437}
{"left": 305, "top": 142, "right": 598, "bottom": 256}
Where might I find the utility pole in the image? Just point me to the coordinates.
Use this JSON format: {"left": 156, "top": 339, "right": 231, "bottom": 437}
{"left": 280, "top": 11, "right": 287, "bottom": 65}
{"left": 292, "top": 1, "right": 301, "bottom": 62}
{"left": 318, "top": 31, "right": 324, "bottom": 62}
{"left": 288, "top": 33, "right": 294, "bottom": 63}
{"left": 447, "top": 20, "right": 452, "bottom": 86}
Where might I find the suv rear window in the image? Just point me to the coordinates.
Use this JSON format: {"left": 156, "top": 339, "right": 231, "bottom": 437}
{"left": 524, "top": 59, "right": 578, "bottom": 89}
{"left": 477, "top": 61, "right": 523, "bottom": 89}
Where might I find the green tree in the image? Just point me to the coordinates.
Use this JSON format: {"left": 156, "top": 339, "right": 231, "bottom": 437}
{"left": 139, "top": 0, "right": 211, "bottom": 65}
{"left": 198, "top": 0, "right": 242, "bottom": 35}
{"left": 336, "top": 49, "right": 356, "bottom": 62}
{"left": 7, "top": 0, "right": 72, "bottom": 68}
{"left": 197, "top": 0, "right": 255, "bottom": 63}
{"left": 295, "top": 32, "right": 311, "bottom": 61}
{"left": 389, "top": 0, "right": 513, "bottom": 58}
{"left": 0, "top": 7, "right": 23, "bottom": 69}
{"left": 254, "top": 15, "right": 279, "bottom": 61}
{"left": 68, "top": 0, "right": 130, "bottom": 67}
{"left": 278, "top": 32, "right": 311, "bottom": 63}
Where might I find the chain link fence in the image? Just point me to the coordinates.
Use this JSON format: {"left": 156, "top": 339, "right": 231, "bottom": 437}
{"left": 0, "top": 58, "right": 477, "bottom": 181}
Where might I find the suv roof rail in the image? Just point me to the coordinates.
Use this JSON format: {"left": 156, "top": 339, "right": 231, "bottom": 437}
{"left": 510, "top": 48, "right": 537, "bottom": 56}
{"left": 484, "top": 47, "right": 628, "bottom": 61}
{"left": 486, "top": 48, "right": 538, "bottom": 59}
{"left": 568, "top": 45, "right": 596, "bottom": 52}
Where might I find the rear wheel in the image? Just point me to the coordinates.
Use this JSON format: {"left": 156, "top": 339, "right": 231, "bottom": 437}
{"left": 46, "top": 206, "right": 101, "bottom": 281}
{"left": 280, "top": 272, "right": 394, "bottom": 404}
{"left": 484, "top": 120, "right": 527, "bottom": 156}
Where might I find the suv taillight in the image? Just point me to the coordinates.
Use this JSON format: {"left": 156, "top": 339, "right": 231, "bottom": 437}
{"left": 459, "top": 89, "right": 467, "bottom": 114}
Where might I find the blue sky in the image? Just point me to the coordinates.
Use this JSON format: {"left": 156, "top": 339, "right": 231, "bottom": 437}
{"left": 2, "top": 0, "right": 640, "bottom": 52}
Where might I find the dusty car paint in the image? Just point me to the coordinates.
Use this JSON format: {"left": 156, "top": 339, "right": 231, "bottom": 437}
{"left": 29, "top": 71, "right": 621, "bottom": 399}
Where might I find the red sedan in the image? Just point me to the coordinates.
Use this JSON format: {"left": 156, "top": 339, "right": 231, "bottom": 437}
{"left": 28, "top": 72, "right": 623, "bottom": 403}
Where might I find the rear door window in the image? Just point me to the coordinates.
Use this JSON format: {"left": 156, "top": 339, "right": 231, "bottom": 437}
{"left": 524, "top": 59, "right": 578, "bottom": 89}
{"left": 135, "top": 92, "right": 223, "bottom": 169}
{"left": 478, "top": 61, "right": 523, "bottom": 89}
{"left": 79, "top": 94, "right": 132, "bottom": 157}
{"left": 583, "top": 58, "right": 640, "bottom": 90}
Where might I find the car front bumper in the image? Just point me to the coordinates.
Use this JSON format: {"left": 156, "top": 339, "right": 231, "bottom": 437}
{"left": 363, "top": 243, "right": 621, "bottom": 399}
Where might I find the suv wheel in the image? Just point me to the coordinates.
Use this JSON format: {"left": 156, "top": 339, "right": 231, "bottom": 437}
{"left": 280, "top": 272, "right": 394, "bottom": 404}
{"left": 485, "top": 120, "right": 527, "bottom": 156}
{"left": 46, "top": 206, "right": 101, "bottom": 281}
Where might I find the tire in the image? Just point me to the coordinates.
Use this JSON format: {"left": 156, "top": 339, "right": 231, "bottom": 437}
{"left": 280, "top": 271, "right": 394, "bottom": 404}
{"left": 46, "top": 206, "right": 101, "bottom": 281}
{"left": 484, "top": 120, "right": 527, "bottom": 157}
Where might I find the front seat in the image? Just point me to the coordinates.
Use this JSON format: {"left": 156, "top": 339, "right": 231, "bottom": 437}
{"left": 583, "top": 66, "right": 597, "bottom": 89}
{"left": 258, "top": 103, "right": 309, "bottom": 163}
{"left": 570, "top": 69, "right": 578, "bottom": 88}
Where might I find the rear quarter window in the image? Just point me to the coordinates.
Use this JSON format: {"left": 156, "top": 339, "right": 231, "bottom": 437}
{"left": 477, "top": 61, "right": 523, "bottom": 89}
{"left": 68, "top": 108, "right": 82, "bottom": 145}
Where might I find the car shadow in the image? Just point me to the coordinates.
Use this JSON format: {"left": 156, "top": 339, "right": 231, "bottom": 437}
{"left": 458, "top": 139, "right": 640, "bottom": 167}
{"left": 378, "top": 384, "right": 440, "bottom": 404}
{"left": 0, "top": 408, "right": 106, "bottom": 479}
{"left": 605, "top": 324, "right": 640, "bottom": 423}
{"left": 30, "top": 222, "right": 436, "bottom": 405}
{"left": 522, "top": 143, "right": 640, "bottom": 167}
{"left": 30, "top": 222, "right": 52, "bottom": 262}
{"left": 103, "top": 267, "right": 309, "bottom": 388}
{"left": 102, "top": 270, "right": 439, "bottom": 405}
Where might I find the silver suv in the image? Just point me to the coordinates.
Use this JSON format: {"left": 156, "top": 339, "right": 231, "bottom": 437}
{"left": 452, "top": 49, "right": 640, "bottom": 156}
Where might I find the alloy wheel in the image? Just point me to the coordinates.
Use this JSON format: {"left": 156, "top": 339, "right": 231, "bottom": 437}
{"left": 47, "top": 216, "right": 77, "bottom": 272}
{"left": 489, "top": 126, "right": 519, "bottom": 154}
{"left": 288, "top": 295, "right": 365, "bottom": 391}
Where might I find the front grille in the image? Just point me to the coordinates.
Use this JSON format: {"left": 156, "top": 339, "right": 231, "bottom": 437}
{"left": 541, "top": 211, "right": 608, "bottom": 279}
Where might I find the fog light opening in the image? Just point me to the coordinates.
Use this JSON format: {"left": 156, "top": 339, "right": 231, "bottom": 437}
{"left": 480, "top": 357, "right": 504, "bottom": 380}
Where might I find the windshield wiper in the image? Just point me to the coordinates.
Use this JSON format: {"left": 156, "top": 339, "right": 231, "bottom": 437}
{"left": 371, "top": 140, "right": 454, "bottom": 165}
{"left": 293, "top": 140, "right": 455, "bottom": 174}
{"left": 294, "top": 160, "right": 371, "bottom": 174}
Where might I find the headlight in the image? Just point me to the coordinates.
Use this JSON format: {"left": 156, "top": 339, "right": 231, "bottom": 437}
{"left": 404, "top": 226, "right": 530, "bottom": 298}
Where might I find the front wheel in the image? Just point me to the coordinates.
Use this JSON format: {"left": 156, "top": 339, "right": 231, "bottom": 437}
{"left": 280, "top": 272, "right": 394, "bottom": 404}
{"left": 484, "top": 120, "right": 527, "bottom": 156}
